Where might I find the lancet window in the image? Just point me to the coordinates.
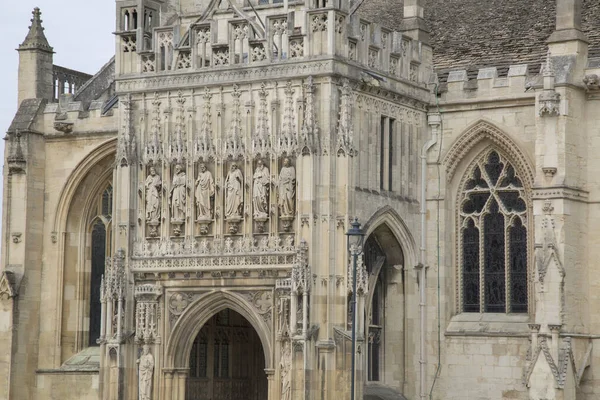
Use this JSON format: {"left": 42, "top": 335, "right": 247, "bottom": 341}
{"left": 89, "top": 184, "right": 113, "bottom": 346}
{"left": 459, "top": 150, "right": 528, "bottom": 314}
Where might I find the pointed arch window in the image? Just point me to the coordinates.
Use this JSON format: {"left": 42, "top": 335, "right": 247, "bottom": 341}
{"left": 459, "top": 150, "right": 528, "bottom": 313}
{"left": 89, "top": 184, "right": 113, "bottom": 346}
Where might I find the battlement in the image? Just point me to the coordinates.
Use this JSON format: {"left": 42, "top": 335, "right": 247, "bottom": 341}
{"left": 433, "top": 64, "right": 541, "bottom": 102}
{"left": 114, "top": 2, "right": 430, "bottom": 86}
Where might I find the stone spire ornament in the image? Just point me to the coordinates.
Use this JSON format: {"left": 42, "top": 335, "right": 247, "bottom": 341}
{"left": 194, "top": 88, "right": 215, "bottom": 162}
{"left": 538, "top": 50, "right": 561, "bottom": 117}
{"left": 19, "top": 8, "right": 53, "bottom": 52}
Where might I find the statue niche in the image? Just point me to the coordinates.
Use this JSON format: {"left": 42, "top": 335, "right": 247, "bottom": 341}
{"left": 195, "top": 162, "right": 215, "bottom": 235}
{"left": 252, "top": 159, "right": 270, "bottom": 232}
{"left": 278, "top": 157, "right": 296, "bottom": 232}
{"left": 145, "top": 166, "right": 162, "bottom": 237}
{"left": 170, "top": 164, "right": 187, "bottom": 236}
{"left": 137, "top": 345, "right": 154, "bottom": 400}
{"left": 224, "top": 162, "right": 244, "bottom": 234}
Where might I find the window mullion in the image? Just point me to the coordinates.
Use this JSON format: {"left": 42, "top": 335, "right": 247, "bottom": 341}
{"left": 505, "top": 215, "right": 511, "bottom": 314}
{"left": 478, "top": 213, "right": 485, "bottom": 313}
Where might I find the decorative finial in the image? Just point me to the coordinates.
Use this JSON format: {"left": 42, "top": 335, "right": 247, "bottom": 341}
{"left": 18, "top": 7, "right": 53, "bottom": 52}
{"left": 542, "top": 49, "right": 554, "bottom": 77}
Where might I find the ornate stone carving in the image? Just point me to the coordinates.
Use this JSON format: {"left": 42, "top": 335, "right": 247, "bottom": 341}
{"left": 195, "top": 163, "right": 215, "bottom": 226}
{"left": 536, "top": 200, "right": 564, "bottom": 285}
{"left": 246, "top": 291, "right": 273, "bottom": 325}
{"left": 117, "top": 94, "right": 136, "bottom": 167}
{"left": 194, "top": 88, "right": 216, "bottom": 162}
{"left": 253, "top": 160, "right": 270, "bottom": 223}
{"left": 280, "top": 341, "right": 292, "bottom": 400}
{"left": 168, "top": 91, "right": 188, "bottom": 163}
{"left": 135, "top": 284, "right": 162, "bottom": 344}
{"left": 0, "top": 271, "right": 17, "bottom": 300}
{"left": 539, "top": 51, "right": 561, "bottom": 117}
{"left": 278, "top": 158, "right": 296, "bottom": 230}
{"left": 347, "top": 248, "right": 368, "bottom": 295}
{"left": 583, "top": 74, "right": 600, "bottom": 91}
{"left": 54, "top": 121, "right": 74, "bottom": 134}
{"left": 225, "top": 163, "right": 244, "bottom": 225}
{"left": 291, "top": 240, "right": 310, "bottom": 294}
{"left": 137, "top": 345, "right": 154, "bottom": 400}
{"left": 252, "top": 83, "right": 271, "bottom": 157}
{"left": 170, "top": 164, "right": 187, "bottom": 235}
{"left": 144, "top": 93, "right": 163, "bottom": 164}
{"left": 224, "top": 84, "right": 244, "bottom": 159}
{"left": 277, "top": 81, "right": 298, "bottom": 156}
{"left": 11, "top": 233, "right": 22, "bottom": 244}
{"left": 300, "top": 76, "right": 318, "bottom": 155}
{"left": 145, "top": 166, "right": 162, "bottom": 236}
{"left": 336, "top": 79, "right": 354, "bottom": 156}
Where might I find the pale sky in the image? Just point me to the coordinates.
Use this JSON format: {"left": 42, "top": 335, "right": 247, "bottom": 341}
{"left": 0, "top": 2, "right": 114, "bottom": 231}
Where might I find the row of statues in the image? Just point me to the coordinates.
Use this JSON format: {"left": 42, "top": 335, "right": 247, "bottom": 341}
{"left": 144, "top": 159, "right": 296, "bottom": 224}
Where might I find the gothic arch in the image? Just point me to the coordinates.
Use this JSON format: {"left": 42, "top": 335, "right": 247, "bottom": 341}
{"left": 51, "top": 138, "right": 116, "bottom": 364}
{"left": 362, "top": 206, "right": 417, "bottom": 269}
{"left": 166, "top": 290, "right": 273, "bottom": 370}
{"left": 52, "top": 138, "right": 117, "bottom": 235}
{"left": 443, "top": 120, "right": 534, "bottom": 189}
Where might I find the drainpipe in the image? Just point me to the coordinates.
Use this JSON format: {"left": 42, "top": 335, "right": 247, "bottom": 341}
{"left": 417, "top": 111, "right": 441, "bottom": 400}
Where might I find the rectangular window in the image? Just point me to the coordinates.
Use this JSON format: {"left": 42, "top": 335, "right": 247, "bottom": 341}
{"left": 379, "top": 116, "right": 396, "bottom": 191}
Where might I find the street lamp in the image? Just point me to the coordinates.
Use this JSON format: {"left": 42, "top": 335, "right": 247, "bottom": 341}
{"left": 346, "top": 218, "right": 364, "bottom": 400}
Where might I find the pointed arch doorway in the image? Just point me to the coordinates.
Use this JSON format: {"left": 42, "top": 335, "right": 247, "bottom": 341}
{"left": 363, "top": 222, "right": 406, "bottom": 389}
{"left": 186, "top": 308, "right": 268, "bottom": 400}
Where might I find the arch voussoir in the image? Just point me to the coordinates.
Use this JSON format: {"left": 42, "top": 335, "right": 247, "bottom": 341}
{"left": 165, "top": 290, "right": 273, "bottom": 370}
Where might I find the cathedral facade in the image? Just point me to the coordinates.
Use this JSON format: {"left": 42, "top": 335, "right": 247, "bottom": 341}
{"left": 1, "top": 1, "right": 600, "bottom": 400}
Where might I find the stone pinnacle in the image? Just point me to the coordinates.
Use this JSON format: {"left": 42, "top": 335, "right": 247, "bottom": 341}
{"left": 18, "top": 7, "right": 53, "bottom": 52}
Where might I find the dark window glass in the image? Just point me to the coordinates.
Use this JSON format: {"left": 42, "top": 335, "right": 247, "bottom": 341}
{"left": 462, "top": 219, "right": 480, "bottom": 312}
{"left": 102, "top": 186, "right": 113, "bottom": 217}
{"left": 89, "top": 220, "right": 106, "bottom": 346}
{"left": 484, "top": 200, "right": 506, "bottom": 313}
{"left": 510, "top": 218, "right": 528, "bottom": 313}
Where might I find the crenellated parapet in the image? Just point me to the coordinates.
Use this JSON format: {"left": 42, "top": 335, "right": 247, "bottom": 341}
{"left": 434, "top": 64, "right": 540, "bottom": 103}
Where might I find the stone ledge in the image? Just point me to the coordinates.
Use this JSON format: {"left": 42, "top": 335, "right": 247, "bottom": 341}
{"left": 446, "top": 313, "right": 530, "bottom": 337}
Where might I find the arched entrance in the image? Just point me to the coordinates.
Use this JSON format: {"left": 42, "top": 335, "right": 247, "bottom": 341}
{"left": 362, "top": 221, "right": 406, "bottom": 389}
{"left": 186, "top": 308, "right": 268, "bottom": 400}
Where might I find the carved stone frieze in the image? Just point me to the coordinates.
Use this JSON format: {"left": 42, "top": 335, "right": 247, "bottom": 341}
{"left": 0, "top": 271, "right": 17, "bottom": 301}
{"left": 117, "top": 61, "right": 335, "bottom": 92}
{"left": 244, "top": 290, "right": 273, "bottom": 325}
{"left": 135, "top": 284, "right": 162, "bottom": 344}
{"left": 117, "top": 94, "right": 136, "bottom": 167}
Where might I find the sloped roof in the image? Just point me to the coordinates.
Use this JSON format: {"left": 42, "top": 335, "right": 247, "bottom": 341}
{"left": 7, "top": 98, "right": 46, "bottom": 134}
{"left": 357, "top": 0, "right": 600, "bottom": 71}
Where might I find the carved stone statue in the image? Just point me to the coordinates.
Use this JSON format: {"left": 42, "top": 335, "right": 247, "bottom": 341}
{"left": 170, "top": 164, "right": 187, "bottom": 222}
{"left": 278, "top": 158, "right": 296, "bottom": 218}
{"left": 145, "top": 166, "right": 162, "bottom": 222}
{"left": 280, "top": 341, "right": 292, "bottom": 400}
{"left": 137, "top": 345, "right": 154, "bottom": 400}
{"left": 225, "top": 163, "right": 244, "bottom": 219}
{"left": 252, "top": 159, "right": 270, "bottom": 219}
{"left": 195, "top": 163, "right": 215, "bottom": 220}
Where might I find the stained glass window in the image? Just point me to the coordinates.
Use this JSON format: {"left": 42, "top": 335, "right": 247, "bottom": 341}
{"left": 459, "top": 150, "right": 528, "bottom": 313}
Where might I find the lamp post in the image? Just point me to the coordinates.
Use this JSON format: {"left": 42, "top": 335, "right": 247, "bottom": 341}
{"left": 346, "top": 218, "right": 364, "bottom": 400}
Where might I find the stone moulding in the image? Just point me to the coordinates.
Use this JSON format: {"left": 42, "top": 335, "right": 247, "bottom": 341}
{"left": 444, "top": 120, "right": 535, "bottom": 190}
{"left": 130, "top": 254, "right": 296, "bottom": 272}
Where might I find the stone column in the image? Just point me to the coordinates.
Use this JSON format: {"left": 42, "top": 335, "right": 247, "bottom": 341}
{"left": 164, "top": 370, "right": 174, "bottom": 400}
{"left": 265, "top": 368, "right": 276, "bottom": 400}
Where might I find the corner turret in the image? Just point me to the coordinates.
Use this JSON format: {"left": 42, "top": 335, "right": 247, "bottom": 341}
{"left": 16, "top": 8, "right": 54, "bottom": 106}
